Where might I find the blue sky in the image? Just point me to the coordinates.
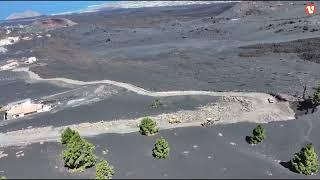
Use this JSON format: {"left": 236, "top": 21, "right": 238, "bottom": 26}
{"left": 0, "top": 1, "right": 112, "bottom": 20}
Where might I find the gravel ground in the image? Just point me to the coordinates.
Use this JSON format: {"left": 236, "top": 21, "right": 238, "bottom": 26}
{"left": 0, "top": 92, "right": 219, "bottom": 132}
{"left": 0, "top": 1, "right": 320, "bottom": 178}
{"left": 1, "top": 109, "right": 320, "bottom": 179}
{"left": 2, "top": 2, "right": 319, "bottom": 96}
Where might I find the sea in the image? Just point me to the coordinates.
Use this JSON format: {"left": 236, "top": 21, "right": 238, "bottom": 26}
{"left": 0, "top": 1, "right": 111, "bottom": 20}
{"left": 0, "top": 1, "right": 237, "bottom": 22}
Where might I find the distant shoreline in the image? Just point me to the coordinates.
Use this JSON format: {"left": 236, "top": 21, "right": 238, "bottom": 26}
{"left": 51, "top": 1, "right": 239, "bottom": 16}
{"left": 0, "top": 1, "right": 239, "bottom": 22}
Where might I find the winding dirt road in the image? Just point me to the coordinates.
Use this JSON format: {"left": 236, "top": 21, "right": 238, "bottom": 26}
{"left": 14, "top": 67, "right": 273, "bottom": 99}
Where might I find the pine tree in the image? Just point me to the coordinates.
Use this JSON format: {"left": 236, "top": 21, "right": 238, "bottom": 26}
{"left": 63, "top": 134, "right": 96, "bottom": 171}
{"left": 312, "top": 87, "right": 320, "bottom": 106}
{"left": 96, "top": 160, "right": 114, "bottom": 179}
{"left": 248, "top": 125, "right": 266, "bottom": 144}
{"left": 290, "top": 143, "right": 319, "bottom": 175}
{"left": 153, "top": 137, "right": 170, "bottom": 159}
{"left": 61, "top": 127, "right": 78, "bottom": 145}
{"left": 139, "top": 117, "right": 159, "bottom": 136}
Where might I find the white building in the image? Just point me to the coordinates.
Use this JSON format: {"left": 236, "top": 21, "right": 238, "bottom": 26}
{"left": 24, "top": 57, "right": 37, "bottom": 64}
{"left": 4, "top": 99, "right": 52, "bottom": 120}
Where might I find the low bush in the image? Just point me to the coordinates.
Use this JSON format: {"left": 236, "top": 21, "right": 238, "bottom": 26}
{"left": 153, "top": 137, "right": 170, "bottom": 159}
{"left": 139, "top": 117, "right": 159, "bottom": 136}
{"left": 247, "top": 125, "right": 266, "bottom": 144}
{"left": 96, "top": 160, "right": 114, "bottom": 179}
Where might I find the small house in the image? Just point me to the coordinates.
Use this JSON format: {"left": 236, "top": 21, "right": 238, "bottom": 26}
{"left": 4, "top": 99, "right": 52, "bottom": 120}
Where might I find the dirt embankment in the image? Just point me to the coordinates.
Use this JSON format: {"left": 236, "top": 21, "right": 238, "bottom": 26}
{"left": 0, "top": 94, "right": 295, "bottom": 147}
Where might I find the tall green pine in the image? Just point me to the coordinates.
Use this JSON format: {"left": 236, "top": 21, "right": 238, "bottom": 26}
{"left": 62, "top": 132, "right": 96, "bottom": 171}
{"left": 96, "top": 160, "right": 114, "bottom": 179}
{"left": 248, "top": 125, "right": 266, "bottom": 144}
{"left": 61, "top": 127, "right": 78, "bottom": 145}
{"left": 290, "top": 143, "right": 319, "bottom": 175}
{"left": 153, "top": 137, "right": 170, "bottom": 159}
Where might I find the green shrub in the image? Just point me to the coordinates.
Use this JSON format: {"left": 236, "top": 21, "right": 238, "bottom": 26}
{"left": 139, "top": 117, "right": 159, "bottom": 136}
{"left": 312, "top": 87, "right": 320, "bottom": 106}
{"left": 63, "top": 135, "right": 96, "bottom": 172}
{"left": 0, "top": 176, "right": 6, "bottom": 179}
{"left": 248, "top": 125, "right": 266, "bottom": 144}
{"left": 151, "top": 98, "right": 163, "bottom": 108}
{"left": 290, "top": 143, "right": 319, "bottom": 175}
{"left": 96, "top": 160, "right": 114, "bottom": 179}
{"left": 153, "top": 137, "right": 170, "bottom": 159}
{"left": 61, "top": 127, "right": 78, "bottom": 145}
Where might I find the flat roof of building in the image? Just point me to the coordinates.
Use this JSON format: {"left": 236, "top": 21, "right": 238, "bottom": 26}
{"left": 7, "top": 103, "right": 42, "bottom": 115}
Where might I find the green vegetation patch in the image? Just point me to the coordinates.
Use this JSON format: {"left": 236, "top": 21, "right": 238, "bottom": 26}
{"left": 96, "top": 160, "right": 114, "bottom": 179}
{"left": 247, "top": 125, "right": 266, "bottom": 144}
{"left": 61, "top": 127, "right": 78, "bottom": 145}
{"left": 139, "top": 117, "right": 159, "bottom": 136}
{"left": 150, "top": 98, "right": 163, "bottom": 109}
{"left": 61, "top": 128, "right": 97, "bottom": 172}
{"left": 290, "top": 143, "right": 319, "bottom": 175}
{"left": 153, "top": 137, "right": 170, "bottom": 159}
{"left": 312, "top": 87, "right": 320, "bottom": 106}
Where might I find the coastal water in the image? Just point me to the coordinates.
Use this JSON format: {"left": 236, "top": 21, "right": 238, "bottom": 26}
{"left": 0, "top": 1, "right": 111, "bottom": 20}
{"left": 0, "top": 1, "right": 232, "bottom": 20}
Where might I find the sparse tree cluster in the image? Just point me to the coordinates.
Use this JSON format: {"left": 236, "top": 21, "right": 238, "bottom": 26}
{"left": 60, "top": 128, "right": 114, "bottom": 178}
{"left": 139, "top": 117, "right": 171, "bottom": 160}
{"left": 56, "top": 85, "right": 320, "bottom": 178}
{"left": 247, "top": 125, "right": 266, "bottom": 144}
{"left": 153, "top": 137, "right": 170, "bottom": 159}
{"left": 290, "top": 143, "right": 319, "bottom": 175}
{"left": 61, "top": 128, "right": 96, "bottom": 172}
{"left": 96, "top": 160, "right": 114, "bottom": 179}
{"left": 245, "top": 125, "right": 319, "bottom": 176}
{"left": 139, "top": 117, "right": 159, "bottom": 136}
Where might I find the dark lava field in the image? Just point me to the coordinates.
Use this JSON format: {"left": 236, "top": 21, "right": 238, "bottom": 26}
{"left": 1, "top": 1, "right": 320, "bottom": 179}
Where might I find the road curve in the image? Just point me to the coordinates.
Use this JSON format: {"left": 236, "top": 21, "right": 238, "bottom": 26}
{"left": 13, "top": 67, "right": 274, "bottom": 100}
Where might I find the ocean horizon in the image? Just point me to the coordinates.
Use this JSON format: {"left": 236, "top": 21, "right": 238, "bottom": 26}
{"left": 0, "top": 1, "right": 238, "bottom": 21}
{"left": 0, "top": 1, "right": 112, "bottom": 20}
